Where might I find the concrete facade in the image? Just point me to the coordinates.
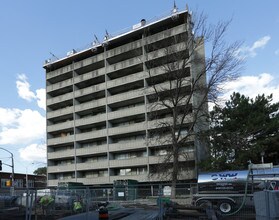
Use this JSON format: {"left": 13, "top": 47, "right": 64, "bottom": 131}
{"left": 44, "top": 9, "right": 207, "bottom": 187}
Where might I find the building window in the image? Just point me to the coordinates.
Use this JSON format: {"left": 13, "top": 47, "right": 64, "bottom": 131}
{"left": 14, "top": 179, "right": 23, "bottom": 188}
{"left": 1, "top": 179, "right": 9, "bottom": 188}
{"left": 117, "top": 167, "right": 147, "bottom": 176}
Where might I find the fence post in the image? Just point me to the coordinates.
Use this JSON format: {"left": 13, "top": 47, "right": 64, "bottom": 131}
{"left": 85, "top": 187, "right": 89, "bottom": 220}
{"left": 265, "top": 190, "right": 270, "bottom": 219}
{"left": 25, "top": 189, "right": 29, "bottom": 220}
{"left": 34, "top": 190, "right": 38, "bottom": 220}
{"left": 158, "top": 184, "right": 163, "bottom": 220}
{"left": 28, "top": 191, "right": 34, "bottom": 220}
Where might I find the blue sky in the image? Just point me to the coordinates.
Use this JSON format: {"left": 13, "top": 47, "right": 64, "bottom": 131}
{"left": 0, "top": 0, "right": 278, "bottom": 174}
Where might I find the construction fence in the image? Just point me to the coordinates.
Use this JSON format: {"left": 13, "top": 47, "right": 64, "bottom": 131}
{"left": 0, "top": 183, "right": 278, "bottom": 219}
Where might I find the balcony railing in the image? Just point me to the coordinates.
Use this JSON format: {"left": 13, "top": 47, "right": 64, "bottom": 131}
{"left": 109, "top": 174, "right": 148, "bottom": 183}
{"left": 106, "top": 71, "right": 147, "bottom": 89}
{"left": 76, "top": 177, "right": 109, "bottom": 185}
{"left": 47, "top": 78, "right": 73, "bottom": 93}
{"left": 47, "top": 106, "right": 73, "bottom": 119}
{"left": 108, "top": 105, "right": 146, "bottom": 121}
{"left": 109, "top": 140, "right": 146, "bottom": 152}
{"left": 47, "top": 120, "right": 74, "bottom": 133}
{"left": 74, "top": 68, "right": 106, "bottom": 84}
{"left": 46, "top": 64, "right": 73, "bottom": 80}
{"left": 48, "top": 164, "right": 75, "bottom": 173}
{"left": 48, "top": 134, "right": 75, "bottom": 145}
{"left": 74, "top": 82, "right": 106, "bottom": 98}
{"left": 76, "top": 160, "right": 108, "bottom": 170}
{"left": 75, "top": 114, "right": 106, "bottom": 127}
{"left": 106, "top": 39, "right": 142, "bottom": 59}
{"left": 107, "top": 88, "right": 144, "bottom": 105}
{"left": 106, "top": 55, "right": 142, "bottom": 73}
{"left": 145, "top": 23, "right": 186, "bottom": 45}
{"left": 76, "top": 145, "right": 108, "bottom": 156}
{"left": 109, "top": 157, "right": 148, "bottom": 168}
{"left": 75, "top": 129, "right": 107, "bottom": 142}
{"left": 47, "top": 92, "right": 73, "bottom": 106}
{"left": 75, "top": 98, "right": 106, "bottom": 112}
{"left": 73, "top": 53, "right": 104, "bottom": 70}
{"left": 108, "top": 122, "right": 146, "bottom": 136}
{"left": 48, "top": 149, "right": 75, "bottom": 159}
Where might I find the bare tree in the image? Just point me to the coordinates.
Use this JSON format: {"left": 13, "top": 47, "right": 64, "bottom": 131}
{"left": 144, "top": 9, "right": 243, "bottom": 197}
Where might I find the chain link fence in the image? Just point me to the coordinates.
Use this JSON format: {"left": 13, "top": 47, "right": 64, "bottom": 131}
{"left": 1, "top": 183, "right": 278, "bottom": 219}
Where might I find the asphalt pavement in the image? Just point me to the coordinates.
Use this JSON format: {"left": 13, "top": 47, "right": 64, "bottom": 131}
{"left": 59, "top": 208, "right": 159, "bottom": 220}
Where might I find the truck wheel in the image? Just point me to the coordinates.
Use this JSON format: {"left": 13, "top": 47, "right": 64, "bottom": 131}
{"left": 217, "top": 200, "right": 233, "bottom": 214}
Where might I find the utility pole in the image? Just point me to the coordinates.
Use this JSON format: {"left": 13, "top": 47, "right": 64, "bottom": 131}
{"left": 0, "top": 147, "right": 15, "bottom": 195}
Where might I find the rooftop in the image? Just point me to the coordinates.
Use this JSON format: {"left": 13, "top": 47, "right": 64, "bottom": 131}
{"left": 43, "top": 6, "right": 190, "bottom": 69}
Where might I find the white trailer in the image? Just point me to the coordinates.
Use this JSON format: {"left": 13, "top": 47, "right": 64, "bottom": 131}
{"left": 193, "top": 163, "right": 279, "bottom": 214}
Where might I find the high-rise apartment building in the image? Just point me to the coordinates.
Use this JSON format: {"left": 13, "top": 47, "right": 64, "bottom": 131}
{"left": 44, "top": 7, "right": 207, "bottom": 187}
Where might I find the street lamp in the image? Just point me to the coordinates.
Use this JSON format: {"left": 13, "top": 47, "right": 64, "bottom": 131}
{"left": 261, "top": 151, "right": 265, "bottom": 164}
{"left": 0, "top": 147, "right": 15, "bottom": 194}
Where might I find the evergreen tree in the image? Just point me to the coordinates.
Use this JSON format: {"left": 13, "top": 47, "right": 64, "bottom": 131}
{"left": 201, "top": 92, "right": 279, "bottom": 171}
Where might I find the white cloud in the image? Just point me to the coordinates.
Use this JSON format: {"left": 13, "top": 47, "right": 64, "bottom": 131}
{"left": 275, "top": 49, "right": 279, "bottom": 56}
{"left": 16, "top": 74, "right": 36, "bottom": 101}
{"left": 36, "top": 88, "right": 46, "bottom": 111}
{"left": 236, "top": 36, "right": 271, "bottom": 58}
{"left": 0, "top": 108, "right": 21, "bottom": 126}
{"left": 220, "top": 73, "right": 279, "bottom": 104}
{"left": 16, "top": 74, "right": 46, "bottom": 110}
{"left": 0, "top": 108, "right": 46, "bottom": 145}
{"left": 19, "top": 143, "right": 46, "bottom": 162}
{"left": 250, "top": 36, "right": 270, "bottom": 51}
{"left": 0, "top": 74, "right": 47, "bottom": 172}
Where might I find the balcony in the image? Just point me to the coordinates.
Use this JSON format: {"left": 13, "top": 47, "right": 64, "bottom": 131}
{"left": 106, "top": 55, "right": 143, "bottom": 74}
{"left": 75, "top": 129, "right": 107, "bottom": 142}
{"left": 48, "top": 179, "right": 59, "bottom": 187}
{"left": 47, "top": 106, "right": 73, "bottom": 119}
{"left": 148, "top": 156, "right": 165, "bottom": 165}
{"left": 109, "top": 174, "right": 148, "bottom": 183}
{"left": 76, "top": 177, "right": 109, "bottom": 185}
{"left": 48, "top": 149, "right": 75, "bottom": 159}
{"left": 46, "top": 64, "right": 73, "bottom": 80}
{"left": 148, "top": 114, "right": 193, "bottom": 130}
{"left": 75, "top": 114, "right": 106, "bottom": 127}
{"left": 47, "top": 78, "right": 73, "bottom": 93}
{"left": 148, "top": 151, "right": 195, "bottom": 165}
{"left": 76, "top": 160, "right": 108, "bottom": 170}
{"left": 107, "top": 39, "right": 142, "bottom": 59}
{"left": 107, "top": 88, "right": 144, "bottom": 105}
{"left": 108, "top": 122, "right": 146, "bottom": 136}
{"left": 48, "top": 134, "right": 74, "bottom": 146}
{"left": 47, "top": 92, "right": 73, "bottom": 106}
{"left": 74, "top": 82, "right": 106, "bottom": 98}
{"left": 47, "top": 120, "right": 74, "bottom": 133}
{"left": 76, "top": 144, "right": 108, "bottom": 156}
{"left": 108, "top": 105, "right": 146, "bottom": 121}
{"left": 73, "top": 53, "right": 104, "bottom": 70}
{"left": 109, "top": 140, "right": 146, "bottom": 152}
{"left": 147, "top": 135, "right": 195, "bottom": 147}
{"left": 74, "top": 68, "right": 106, "bottom": 84}
{"left": 109, "top": 157, "right": 148, "bottom": 168}
{"left": 75, "top": 98, "right": 106, "bottom": 112}
{"left": 48, "top": 164, "right": 75, "bottom": 173}
{"left": 147, "top": 42, "right": 187, "bottom": 61}
{"left": 107, "top": 71, "right": 147, "bottom": 89}
{"left": 145, "top": 23, "right": 187, "bottom": 45}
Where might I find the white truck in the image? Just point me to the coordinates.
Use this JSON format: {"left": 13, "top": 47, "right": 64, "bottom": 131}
{"left": 193, "top": 163, "right": 279, "bottom": 214}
